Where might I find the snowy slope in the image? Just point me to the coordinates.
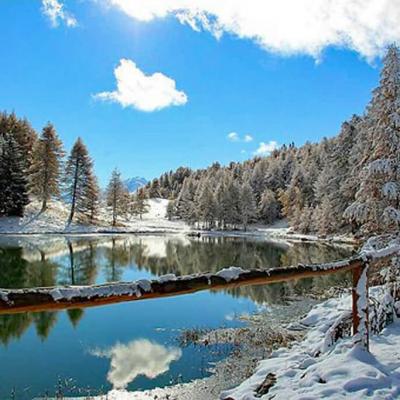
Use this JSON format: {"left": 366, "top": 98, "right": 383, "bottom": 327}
{"left": 222, "top": 288, "right": 400, "bottom": 400}
{"left": 0, "top": 198, "right": 188, "bottom": 234}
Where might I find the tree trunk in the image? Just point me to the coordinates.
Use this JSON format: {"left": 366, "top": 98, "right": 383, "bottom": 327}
{"left": 41, "top": 198, "right": 47, "bottom": 213}
{"left": 68, "top": 159, "right": 79, "bottom": 225}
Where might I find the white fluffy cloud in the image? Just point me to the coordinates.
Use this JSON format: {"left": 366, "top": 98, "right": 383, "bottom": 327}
{"left": 254, "top": 141, "right": 279, "bottom": 156}
{"left": 41, "top": 0, "right": 77, "bottom": 27}
{"left": 227, "top": 132, "right": 239, "bottom": 141}
{"left": 107, "top": 0, "right": 400, "bottom": 59}
{"left": 94, "top": 59, "right": 188, "bottom": 112}
{"left": 91, "top": 339, "right": 182, "bottom": 389}
{"left": 227, "top": 132, "right": 253, "bottom": 142}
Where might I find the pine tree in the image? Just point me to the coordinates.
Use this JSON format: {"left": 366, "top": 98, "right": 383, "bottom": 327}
{"left": 0, "top": 133, "right": 29, "bottom": 216}
{"left": 258, "top": 188, "right": 280, "bottom": 224}
{"left": 0, "top": 112, "right": 37, "bottom": 169}
{"left": 345, "top": 45, "right": 400, "bottom": 234}
{"left": 29, "top": 123, "right": 64, "bottom": 212}
{"left": 166, "top": 197, "right": 176, "bottom": 220}
{"left": 240, "top": 182, "right": 257, "bottom": 231}
{"left": 149, "top": 178, "right": 161, "bottom": 198}
{"left": 195, "top": 179, "right": 216, "bottom": 229}
{"left": 106, "top": 169, "right": 126, "bottom": 227}
{"left": 223, "top": 177, "right": 242, "bottom": 229}
{"left": 175, "top": 177, "right": 196, "bottom": 224}
{"left": 85, "top": 174, "right": 100, "bottom": 224}
{"left": 132, "top": 188, "right": 149, "bottom": 219}
{"left": 64, "top": 138, "right": 96, "bottom": 225}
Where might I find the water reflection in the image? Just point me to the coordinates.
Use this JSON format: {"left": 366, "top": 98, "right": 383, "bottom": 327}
{"left": 0, "top": 235, "right": 353, "bottom": 344}
{"left": 91, "top": 339, "right": 182, "bottom": 389}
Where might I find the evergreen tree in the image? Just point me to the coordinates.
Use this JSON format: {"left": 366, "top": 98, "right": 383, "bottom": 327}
{"left": 259, "top": 188, "right": 280, "bottom": 224}
{"left": 29, "top": 123, "right": 64, "bottom": 212}
{"left": 240, "top": 182, "right": 257, "bottom": 230}
{"left": 85, "top": 174, "right": 100, "bottom": 224}
{"left": 345, "top": 45, "right": 400, "bottom": 234}
{"left": 223, "top": 177, "right": 242, "bottom": 228}
{"left": 132, "top": 188, "right": 149, "bottom": 219}
{"left": 166, "top": 197, "right": 176, "bottom": 220}
{"left": 175, "top": 177, "right": 196, "bottom": 224}
{"left": 148, "top": 178, "right": 161, "bottom": 198}
{"left": 0, "top": 111, "right": 37, "bottom": 169}
{"left": 195, "top": 179, "right": 216, "bottom": 229}
{"left": 64, "top": 138, "right": 96, "bottom": 225}
{"left": 106, "top": 169, "right": 126, "bottom": 227}
{"left": 0, "top": 133, "right": 29, "bottom": 216}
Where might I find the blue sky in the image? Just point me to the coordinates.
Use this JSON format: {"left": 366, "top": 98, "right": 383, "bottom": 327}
{"left": 0, "top": 0, "right": 394, "bottom": 185}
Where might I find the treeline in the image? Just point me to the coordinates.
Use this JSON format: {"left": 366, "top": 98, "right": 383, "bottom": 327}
{"left": 144, "top": 45, "right": 400, "bottom": 236}
{"left": 0, "top": 115, "right": 148, "bottom": 226}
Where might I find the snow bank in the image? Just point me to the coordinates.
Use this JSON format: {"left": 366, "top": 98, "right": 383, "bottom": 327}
{"left": 221, "top": 289, "right": 400, "bottom": 400}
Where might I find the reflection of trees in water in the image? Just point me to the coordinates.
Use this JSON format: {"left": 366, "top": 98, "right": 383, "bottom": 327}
{"left": 101, "top": 238, "right": 131, "bottom": 282}
{"left": 0, "top": 237, "right": 353, "bottom": 343}
{"left": 226, "top": 244, "right": 352, "bottom": 304}
{"left": 0, "top": 248, "right": 61, "bottom": 343}
{"left": 67, "top": 308, "right": 85, "bottom": 327}
{"left": 0, "top": 241, "right": 99, "bottom": 344}
{"left": 134, "top": 237, "right": 286, "bottom": 276}
{"left": 226, "top": 271, "right": 351, "bottom": 305}
{"left": 57, "top": 240, "right": 98, "bottom": 286}
{"left": 129, "top": 238, "right": 352, "bottom": 304}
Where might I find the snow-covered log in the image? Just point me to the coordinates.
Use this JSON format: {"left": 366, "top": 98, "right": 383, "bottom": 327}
{"left": 0, "top": 259, "right": 366, "bottom": 315}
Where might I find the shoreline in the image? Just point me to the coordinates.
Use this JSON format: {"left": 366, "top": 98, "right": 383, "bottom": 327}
{"left": 0, "top": 226, "right": 360, "bottom": 248}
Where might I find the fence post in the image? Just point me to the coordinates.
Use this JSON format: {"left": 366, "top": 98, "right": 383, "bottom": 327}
{"left": 352, "top": 262, "right": 369, "bottom": 350}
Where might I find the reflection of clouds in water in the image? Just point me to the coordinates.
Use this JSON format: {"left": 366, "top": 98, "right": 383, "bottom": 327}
{"left": 91, "top": 339, "right": 182, "bottom": 389}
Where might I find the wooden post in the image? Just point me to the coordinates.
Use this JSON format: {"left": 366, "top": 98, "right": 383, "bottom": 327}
{"left": 352, "top": 262, "right": 369, "bottom": 350}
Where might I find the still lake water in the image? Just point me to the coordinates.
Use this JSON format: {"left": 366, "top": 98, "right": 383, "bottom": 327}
{"left": 0, "top": 234, "right": 353, "bottom": 399}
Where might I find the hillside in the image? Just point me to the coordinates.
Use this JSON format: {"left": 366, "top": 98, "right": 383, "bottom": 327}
{"left": 0, "top": 198, "right": 188, "bottom": 234}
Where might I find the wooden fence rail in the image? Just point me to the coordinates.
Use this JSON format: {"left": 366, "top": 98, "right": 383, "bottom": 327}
{"left": 0, "top": 245, "right": 399, "bottom": 350}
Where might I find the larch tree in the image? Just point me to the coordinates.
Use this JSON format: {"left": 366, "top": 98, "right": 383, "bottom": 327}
{"left": 0, "top": 133, "right": 29, "bottom": 216}
{"left": 0, "top": 111, "right": 37, "bottom": 169}
{"left": 64, "top": 138, "right": 96, "bottom": 225}
{"left": 223, "top": 177, "right": 241, "bottom": 229}
{"left": 240, "top": 181, "right": 257, "bottom": 231}
{"left": 195, "top": 178, "right": 216, "bottom": 229}
{"left": 258, "top": 188, "right": 280, "bottom": 224}
{"left": 132, "top": 188, "right": 149, "bottom": 220}
{"left": 175, "top": 177, "right": 196, "bottom": 224}
{"left": 148, "top": 178, "right": 161, "bottom": 198}
{"left": 106, "top": 169, "right": 126, "bottom": 227}
{"left": 29, "top": 123, "right": 64, "bottom": 212}
{"left": 345, "top": 45, "right": 400, "bottom": 234}
{"left": 166, "top": 197, "right": 176, "bottom": 220}
{"left": 85, "top": 174, "right": 100, "bottom": 224}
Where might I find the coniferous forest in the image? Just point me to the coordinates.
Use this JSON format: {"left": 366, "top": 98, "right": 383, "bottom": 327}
{"left": 143, "top": 45, "right": 400, "bottom": 237}
{"left": 1, "top": 45, "right": 400, "bottom": 236}
{"left": 0, "top": 117, "right": 144, "bottom": 226}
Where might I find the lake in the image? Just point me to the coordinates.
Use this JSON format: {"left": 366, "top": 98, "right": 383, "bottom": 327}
{"left": 0, "top": 234, "right": 353, "bottom": 399}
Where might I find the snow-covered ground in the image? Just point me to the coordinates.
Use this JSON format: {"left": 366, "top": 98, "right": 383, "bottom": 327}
{"left": 0, "top": 199, "right": 358, "bottom": 248}
{"left": 0, "top": 198, "right": 189, "bottom": 234}
{"left": 222, "top": 288, "right": 400, "bottom": 400}
{"left": 84, "top": 287, "right": 400, "bottom": 400}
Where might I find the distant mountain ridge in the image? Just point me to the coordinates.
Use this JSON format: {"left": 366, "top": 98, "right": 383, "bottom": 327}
{"left": 123, "top": 177, "right": 148, "bottom": 192}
